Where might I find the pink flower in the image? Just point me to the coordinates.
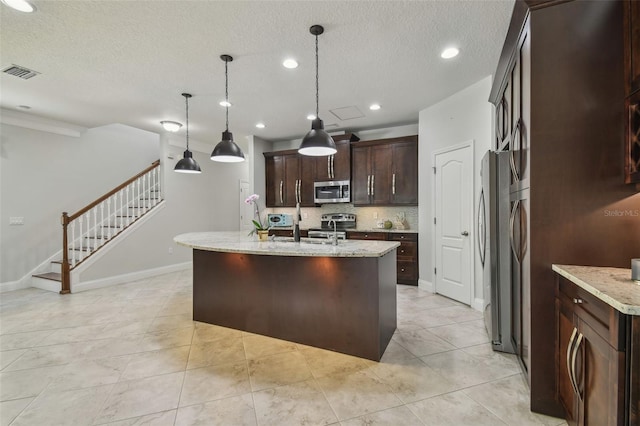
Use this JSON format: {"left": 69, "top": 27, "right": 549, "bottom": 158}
{"left": 245, "top": 194, "right": 259, "bottom": 204}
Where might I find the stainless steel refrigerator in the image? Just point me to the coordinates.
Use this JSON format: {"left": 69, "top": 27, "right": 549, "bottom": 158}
{"left": 479, "top": 150, "right": 514, "bottom": 354}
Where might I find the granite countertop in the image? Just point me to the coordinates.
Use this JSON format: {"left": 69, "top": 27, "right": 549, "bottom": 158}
{"left": 552, "top": 264, "right": 640, "bottom": 315}
{"left": 174, "top": 231, "right": 400, "bottom": 258}
{"left": 272, "top": 227, "right": 418, "bottom": 234}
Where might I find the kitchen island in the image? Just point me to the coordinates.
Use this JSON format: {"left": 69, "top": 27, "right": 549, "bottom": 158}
{"left": 174, "top": 232, "right": 400, "bottom": 361}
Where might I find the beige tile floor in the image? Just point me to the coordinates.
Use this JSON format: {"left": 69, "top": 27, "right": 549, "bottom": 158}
{"left": 0, "top": 270, "right": 568, "bottom": 426}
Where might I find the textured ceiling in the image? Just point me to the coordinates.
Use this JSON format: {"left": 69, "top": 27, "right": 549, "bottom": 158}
{"left": 0, "top": 0, "right": 514, "bottom": 146}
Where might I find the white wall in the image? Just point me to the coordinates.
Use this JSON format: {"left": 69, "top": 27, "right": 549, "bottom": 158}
{"left": 418, "top": 76, "right": 493, "bottom": 308}
{"left": 1, "top": 111, "right": 250, "bottom": 288}
{"left": 0, "top": 118, "right": 159, "bottom": 283}
{"left": 80, "top": 132, "right": 249, "bottom": 281}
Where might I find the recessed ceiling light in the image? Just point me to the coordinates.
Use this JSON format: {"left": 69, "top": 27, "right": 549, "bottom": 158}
{"left": 256, "top": 123, "right": 266, "bottom": 129}
{"left": 1, "top": 0, "right": 36, "bottom": 13}
{"left": 441, "top": 47, "right": 459, "bottom": 59}
{"left": 307, "top": 114, "right": 316, "bottom": 120}
{"left": 160, "top": 121, "right": 182, "bottom": 132}
{"left": 219, "top": 100, "right": 232, "bottom": 107}
{"left": 369, "top": 104, "right": 381, "bottom": 111}
{"left": 283, "top": 59, "right": 298, "bottom": 69}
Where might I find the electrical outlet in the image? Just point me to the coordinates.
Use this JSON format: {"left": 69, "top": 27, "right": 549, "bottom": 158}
{"left": 9, "top": 217, "right": 24, "bottom": 225}
{"left": 168, "top": 247, "right": 173, "bottom": 255}
{"left": 373, "top": 212, "right": 378, "bottom": 219}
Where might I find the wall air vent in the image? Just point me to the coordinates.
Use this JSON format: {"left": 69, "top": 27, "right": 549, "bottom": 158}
{"left": 2, "top": 64, "right": 40, "bottom": 80}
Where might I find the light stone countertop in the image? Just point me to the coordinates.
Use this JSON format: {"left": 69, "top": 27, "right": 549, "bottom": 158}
{"left": 174, "top": 231, "right": 400, "bottom": 258}
{"left": 272, "top": 227, "right": 418, "bottom": 234}
{"left": 552, "top": 264, "right": 640, "bottom": 315}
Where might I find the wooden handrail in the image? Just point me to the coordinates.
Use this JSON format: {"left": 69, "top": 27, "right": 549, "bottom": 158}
{"left": 64, "top": 160, "right": 160, "bottom": 224}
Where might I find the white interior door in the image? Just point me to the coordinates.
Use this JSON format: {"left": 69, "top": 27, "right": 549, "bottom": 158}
{"left": 239, "top": 179, "right": 252, "bottom": 231}
{"left": 434, "top": 143, "right": 473, "bottom": 305}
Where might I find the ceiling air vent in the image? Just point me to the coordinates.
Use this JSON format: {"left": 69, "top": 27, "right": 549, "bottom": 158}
{"left": 2, "top": 64, "right": 40, "bottom": 80}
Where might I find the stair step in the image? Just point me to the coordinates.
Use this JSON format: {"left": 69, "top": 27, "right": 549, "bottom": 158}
{"left": 71, "top": 246, "right": 94, "bottom": 252}
{"left": 33, "top": 272, "right": 62, "bottom": 282}
{"left": 84, "top": 235, "right": 107, "bottom": 240}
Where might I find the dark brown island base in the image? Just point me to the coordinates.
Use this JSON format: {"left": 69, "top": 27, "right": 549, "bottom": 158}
{"left": 174, "top": 232, "right": 400, "bottom": 361}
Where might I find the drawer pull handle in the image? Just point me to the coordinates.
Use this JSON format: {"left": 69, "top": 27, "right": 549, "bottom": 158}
{"left": 573, "top": 298, "right": 583, "bottom": 304}
{"left": 401, "top": 268, "right": 405, "bottom": 272}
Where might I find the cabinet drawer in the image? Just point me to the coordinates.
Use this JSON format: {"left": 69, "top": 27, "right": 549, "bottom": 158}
{"left": 397, "top": 242, "right": 417, "bottom": 259}
{"left": 347, "top": 231, "right": 387, "bottom": 241}
{"left": 558, "top": 277, "right": 625, "bottom": 350}
{"left": 388, "top": 232, "right": 417, "bottom": 242}
{"left": 397, "top": 261, "right": 417, "bottom": 281}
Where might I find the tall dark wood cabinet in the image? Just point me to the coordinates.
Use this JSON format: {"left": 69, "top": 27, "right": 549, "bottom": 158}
{"left": 490, "top": 0, "right": 640, "bottom": 417}
{"left": 624, "top": 0, "right": 640, "bottom": 184}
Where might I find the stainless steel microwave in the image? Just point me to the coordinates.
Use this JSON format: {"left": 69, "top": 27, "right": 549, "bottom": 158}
{"left": 314, "top": 180, "right": 350, "bottom": 204}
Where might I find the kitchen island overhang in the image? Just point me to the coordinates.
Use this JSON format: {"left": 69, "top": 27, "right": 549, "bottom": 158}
{"left": 174, "top": 232, "right": 399, "bottom": 361}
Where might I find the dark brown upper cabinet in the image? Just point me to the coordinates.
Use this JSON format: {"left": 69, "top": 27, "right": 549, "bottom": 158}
{"left": 264, "top": 151, "right": 315, "bottom": 207}
{"left": 313, "top": 133, "right": 359, "bottom": 182}
{"left": 351, "top": 136, "right": 418, "bottom": 206}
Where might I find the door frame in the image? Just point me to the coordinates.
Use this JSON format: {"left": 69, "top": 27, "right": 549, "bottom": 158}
{"left": 431, "top": 140, "right": 475, "bottom": 305}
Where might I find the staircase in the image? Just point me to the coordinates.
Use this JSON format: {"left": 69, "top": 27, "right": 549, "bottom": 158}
{"left": 32, "top": 160, "right": 163, "bottom": 293}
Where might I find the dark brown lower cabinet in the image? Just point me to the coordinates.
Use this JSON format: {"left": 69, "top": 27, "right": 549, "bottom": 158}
{"left": 556, "top": 275, "right": 632, "bottom": 426}
{"left": 347, "top": 231, "right": 418, "bottom": 286}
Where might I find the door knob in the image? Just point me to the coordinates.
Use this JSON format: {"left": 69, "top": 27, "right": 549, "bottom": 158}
{"left": 461, "top": 231, "right": 469, "bottom": 236}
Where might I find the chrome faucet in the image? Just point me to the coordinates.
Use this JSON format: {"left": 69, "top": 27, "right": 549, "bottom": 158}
{"left": 327, "top": 219, "right": 338, "bottom": 246}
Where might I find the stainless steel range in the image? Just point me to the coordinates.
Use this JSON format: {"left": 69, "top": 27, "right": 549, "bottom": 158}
{"left": 307, "top": 213, "right": 356, "bottom": 240}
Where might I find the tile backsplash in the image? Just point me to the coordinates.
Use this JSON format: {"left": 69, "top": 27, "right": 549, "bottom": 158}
{"left": 267, "top": 204, "right": 418, "bottom": 231}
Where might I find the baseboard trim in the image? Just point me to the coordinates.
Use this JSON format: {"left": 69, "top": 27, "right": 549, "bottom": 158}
{"left": 418, "top": 278, "right": 434, "bottom": 293}
{"left": 472, "top": 297, "right": 484, "bottom": 312}
{"left": 71, "top": 261, "right": 191, "bottom": 293}
{"left": 0, "top": 280, "right": 26, "bottom": 293}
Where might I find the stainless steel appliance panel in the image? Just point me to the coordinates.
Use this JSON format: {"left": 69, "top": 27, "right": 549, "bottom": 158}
{"left": 480, "top": 150, "right": 514, "bottom": 354}
{"left": 314, "top": 180, "right": 350, "bottom": 204}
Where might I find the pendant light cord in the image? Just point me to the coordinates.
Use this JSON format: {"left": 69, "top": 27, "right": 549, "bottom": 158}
{"left": 225, "top": 58, "right": 229, "bottom": 132}
{"left": 185, "top": 95, "right": 190, "bottom": 150}
{"left": 315, "top": 33, "right": 319, "bottom": 117}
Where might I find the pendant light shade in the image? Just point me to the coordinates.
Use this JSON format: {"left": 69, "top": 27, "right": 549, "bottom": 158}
{"left": 211, "top": 54, "right": 245, "bottom": 163}
{"left": 174, "top": 93, "right": 202, "bottom": 174}
{"left": 299, "top": 25, "right": 336, "bottom": 157}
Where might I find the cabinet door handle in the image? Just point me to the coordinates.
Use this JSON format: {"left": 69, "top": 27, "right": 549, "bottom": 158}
{"left": 371, "top": 174, "right": 375, "bottom": 197}
{"left": 509, "top": 200, "right": 521, "bottom": 261}
{"left": 331, "top": 155, "right": 335, "bottom": 179}
{"left": 573, "top": 298, "right": 583, "bottom": 304}
{"left": 571, "top": 332, "right": 584, "bottom": 402}
{"left": 567, "top": 327, "right": 580, "bottom": 398}
{"left": 392, "top": 173, "right": 396, "bottom": 195}
{"left": 279, "top": 181, "right": 283, "bottom": 204}
{"left": 327, "top": 157, "right": 331, "bottom": 179}
{"left": 367, "top": 175, "right": 371, "bottom": 196}
{"left": 510, "top": 118, "right": 522, "bottom": 183}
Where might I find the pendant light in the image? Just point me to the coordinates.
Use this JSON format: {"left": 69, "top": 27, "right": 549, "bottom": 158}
{"left": 298, "top": 25, "right": 336, "bottom": 157}
{"left": 174, "top": 93, "right": 202, "bottom": 174}
{"left": 211, "top": 54, "right": 245, "bottom": 163}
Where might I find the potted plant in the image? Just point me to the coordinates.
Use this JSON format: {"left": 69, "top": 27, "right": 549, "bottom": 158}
{"left": 245, "top": 194, "right": 269, "bottom": 241}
